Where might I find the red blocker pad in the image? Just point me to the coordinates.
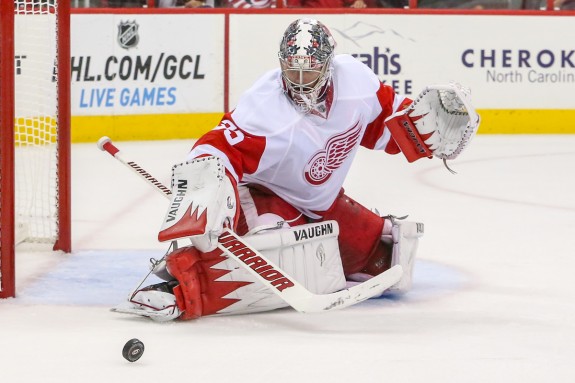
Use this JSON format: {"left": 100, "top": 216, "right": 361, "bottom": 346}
{"left": 385, "top": 111, "right": 433, "bottom": 163}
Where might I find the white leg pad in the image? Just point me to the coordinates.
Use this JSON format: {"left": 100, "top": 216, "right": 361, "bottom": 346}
{"left": 213, "top": 221, "right": 346, "bottom": 316}
{"left": 386, "top": 220, "right": 424, "bottom": 292}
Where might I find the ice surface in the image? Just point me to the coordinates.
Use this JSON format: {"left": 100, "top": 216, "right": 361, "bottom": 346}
{"left": 1, "top": 136, "right": 574, "bottom": 383}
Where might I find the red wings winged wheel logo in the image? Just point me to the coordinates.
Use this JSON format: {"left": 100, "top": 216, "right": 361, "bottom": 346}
{"left": 304, "top": 122, "right": 361, "bottom": 185}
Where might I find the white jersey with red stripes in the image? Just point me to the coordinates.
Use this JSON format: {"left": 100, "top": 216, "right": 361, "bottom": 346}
{"left": 188, "top": 54, "right": 410, "bottom": 219}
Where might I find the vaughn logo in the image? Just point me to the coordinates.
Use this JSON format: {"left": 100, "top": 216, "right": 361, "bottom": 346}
{"left": 316, "top": 243, "right": 326, "bottom": 266}
{"left": 165, "top": 179, "right": 188, "bottom": 222}
{"left": 118, "top": 21, "right": 139, "bottom": 50}
{"left": 294, "top": 222, "right": 334, "bottom": 241}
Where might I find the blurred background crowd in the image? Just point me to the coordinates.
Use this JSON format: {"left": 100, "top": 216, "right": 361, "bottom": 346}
{"left": 68, "top": 0, "right": 575, "bottom": 9}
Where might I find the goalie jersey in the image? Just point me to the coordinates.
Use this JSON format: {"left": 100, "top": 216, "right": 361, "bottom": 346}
{"left": 188, "top": 54, "right": 411, "bottom": 219}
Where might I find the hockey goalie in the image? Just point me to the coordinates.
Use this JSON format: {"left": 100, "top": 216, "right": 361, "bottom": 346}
{"left": 113, "top": 18, "right": 479, "bottom": 321}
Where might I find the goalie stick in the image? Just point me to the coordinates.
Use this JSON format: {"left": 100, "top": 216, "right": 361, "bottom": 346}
{"left": 97, "top": 136, "right": 403, "bottom": 313}
{"left": 97, "top": 136, "right": 172, "bottom": 197}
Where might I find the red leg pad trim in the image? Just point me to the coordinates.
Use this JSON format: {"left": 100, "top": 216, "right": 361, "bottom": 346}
{"left": 166, "top": 246, "right": 253, "bottom": 320}
{"left": 166, "top": 247, "right": 205, "bottom": 320}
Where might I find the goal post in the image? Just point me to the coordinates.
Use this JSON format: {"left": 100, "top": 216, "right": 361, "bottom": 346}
{"left": 54, "top": 0, "right": 71, "bottom": 255}
{"left": 0, "top": 0, "right": 71, "bottom": 299}
{"left": 0, "top": 0, "right": 16, "bottom": 299}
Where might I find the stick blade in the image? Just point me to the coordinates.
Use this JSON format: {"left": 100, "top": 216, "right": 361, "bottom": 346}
{"left": 289, "top": 265, "right": 403, "bottom": 313}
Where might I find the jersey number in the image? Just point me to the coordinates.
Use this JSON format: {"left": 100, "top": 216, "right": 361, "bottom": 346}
{"left": 219, "top": 120, "right": 245, "bottom": 146}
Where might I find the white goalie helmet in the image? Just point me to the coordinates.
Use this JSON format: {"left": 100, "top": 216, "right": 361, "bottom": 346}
{"left": 278, "top": 19, "right": 336, "bottom": 114}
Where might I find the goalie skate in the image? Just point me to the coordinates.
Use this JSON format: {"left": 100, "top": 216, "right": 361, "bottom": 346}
{"left": 111, "top": 282, "right": 181, "bottom": 322}
{"left": 111, "top": 302, "right": 180, "bottom": 322}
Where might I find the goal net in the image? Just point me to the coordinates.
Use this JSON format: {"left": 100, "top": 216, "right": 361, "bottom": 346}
{"left": 0, "top": 0, "right": 70, "bottom": 298}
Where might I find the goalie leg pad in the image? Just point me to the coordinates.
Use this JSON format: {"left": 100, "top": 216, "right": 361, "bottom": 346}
{"left": 166, "top": 247, "right": 254, "bottom": 320}
{"left": 346, "top": 219, "right": 423, "bottom": 294}
{"left": 388, "top": 220, "right": 424, "bottom": 292}
{"left": 165, "top": 221, "right": 346, "bottom": 320}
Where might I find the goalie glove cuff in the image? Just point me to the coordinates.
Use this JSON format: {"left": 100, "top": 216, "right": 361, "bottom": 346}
{"left": 385, "top": 109, "right": 434, "bottom": 163}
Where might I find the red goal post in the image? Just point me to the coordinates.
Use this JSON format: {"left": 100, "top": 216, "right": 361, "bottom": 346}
{"left": 0, "top": 0, "right": 71, "bottom": 299}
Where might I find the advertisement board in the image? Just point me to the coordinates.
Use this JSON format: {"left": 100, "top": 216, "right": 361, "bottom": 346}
{"left": 71, "top": 13, "right": 224, "bottom": 140}
{"left": 68, "top": 12, "right": 574, "bottom": 140}
{"left": 229, "top": 14, "right": 575, "bottom": 110}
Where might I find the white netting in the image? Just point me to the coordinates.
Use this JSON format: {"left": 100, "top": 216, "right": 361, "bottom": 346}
{"left": 14, "top": 0, "right": 60, "bottom": 243}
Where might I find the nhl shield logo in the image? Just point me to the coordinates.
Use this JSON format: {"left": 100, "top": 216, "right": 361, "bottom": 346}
{"left": 117, "top": 21, "right": 139, "bottom": 49}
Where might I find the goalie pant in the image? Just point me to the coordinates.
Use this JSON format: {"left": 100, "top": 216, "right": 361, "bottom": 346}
{"left": 139, "top": 187, "right": 423, "bottom": 320}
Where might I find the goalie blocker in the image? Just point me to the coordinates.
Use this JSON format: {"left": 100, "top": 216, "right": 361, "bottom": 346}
{"left": 385, "top": 83, "right": 480, "bottom": 163}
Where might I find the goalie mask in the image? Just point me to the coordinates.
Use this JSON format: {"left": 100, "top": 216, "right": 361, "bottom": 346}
{"left": 278, "top": 19, "right": 336, "bottom": 117}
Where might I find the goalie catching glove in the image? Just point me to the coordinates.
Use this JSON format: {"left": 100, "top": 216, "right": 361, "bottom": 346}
{"left": 385, "top": 82, "right": 480, "bottom": 164}
{"left": 158, "top": 156, "right": 239, "bottom": 252}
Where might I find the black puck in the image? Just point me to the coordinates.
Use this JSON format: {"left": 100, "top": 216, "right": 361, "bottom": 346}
{"left": 122, "top": 338, "right": 145, "bottom": 362}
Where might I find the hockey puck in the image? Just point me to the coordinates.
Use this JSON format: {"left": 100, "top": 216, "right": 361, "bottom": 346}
{"left": 122, "top": 338, "right": 145, "bottom": 362}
